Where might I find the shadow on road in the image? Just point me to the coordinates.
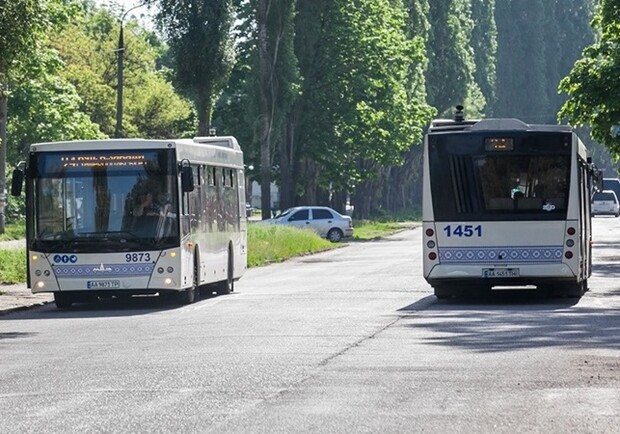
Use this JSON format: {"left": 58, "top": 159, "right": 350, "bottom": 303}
{"left": 2, "top": 290, "right": 226, "bottom": 320}
{"left": 397, "top": 289, "right": 620, "bottom": 353}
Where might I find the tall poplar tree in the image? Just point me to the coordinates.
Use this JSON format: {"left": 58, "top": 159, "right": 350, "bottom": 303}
{"left": 251, "top": 0, "right": 298, "bottom": 219}
{"left": 156, "top": 0, "right": 235, "bottom": 135}
{"left": 493, "top": 0, "right": 550, "bottom": 122}
{"left": 0, "top": 0, "right": 45, "bottom": 233}
{"left": 470, "top": 0, "right": 497, "bottom": 115}
{"left": 425, "top": 0, "right": 483, "bottom": 118}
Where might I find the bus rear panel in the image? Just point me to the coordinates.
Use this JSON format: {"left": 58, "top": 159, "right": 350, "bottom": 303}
{"left": 422, "top": 117, "right": 593, "bottom": 298}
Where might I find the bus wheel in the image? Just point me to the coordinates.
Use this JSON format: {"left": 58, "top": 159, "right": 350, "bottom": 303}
{"left": 433, "top": 286, "right": 455, "bottom": 300}
{"left": 54, "top": 292, "right": 73, "bottom": 309}
{"left": 179, "top": 258, "right": 200, "bottom": 304}
{"left": 179, "top": 284, "right": 198, "bottom": 304}
{"left": 565, "top": 279, "right": 586, "bottom": 298}
{"left": 216, "top": 249, "right": 234, "bottom": 295}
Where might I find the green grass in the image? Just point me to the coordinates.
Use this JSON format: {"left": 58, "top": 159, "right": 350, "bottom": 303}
{"left": 0, "top": 217, "right": 420, "bottom": 284}
{"left": 248, "top": 223, "right": 339, "bottom": 267}
{"left": 0, "top": 249, "right": 27, "bottom": 284}
{"left": 352, "top": 220, "right": 420, "bottom": 241}
{"left": 0, "top": 222, "right": 26, "bottom": 241}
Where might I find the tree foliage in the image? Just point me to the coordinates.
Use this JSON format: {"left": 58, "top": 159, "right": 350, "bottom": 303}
{"left": 50, "top": 4, "right": 193, "bottom": 139}
{"left": 559, "top": 0, "right": 620, "bottom": 153}
{"left": 156, "top": 0, "right": 235, "bottom": 135}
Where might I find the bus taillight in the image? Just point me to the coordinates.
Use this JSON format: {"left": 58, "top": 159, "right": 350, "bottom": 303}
{"left": 567, "top": 227, "right": 576, "bottom": 235}
{"left": 565, "top": 251, "right": 573, "bottom": 259}
{"left": 428, "top": 252, "right": 437, "bottom": 260}
{"left": 426, "top": 228, "right": 434, "bottom": 237}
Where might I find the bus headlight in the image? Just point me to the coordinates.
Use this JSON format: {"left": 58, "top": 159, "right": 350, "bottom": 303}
{"left": 36, "top": 281, "right": 45, "bottom": 289}
{"left": 35, "top": 270, "right": 42, "bottom": 276}
{"left": 167, "top": 267, "right": 174, "bottom": 273}
{"left": 164, "top": 278, "right": 173, "bottom": 285}
{"left": 158, "top": 267, "right": 164, "bottom": 274}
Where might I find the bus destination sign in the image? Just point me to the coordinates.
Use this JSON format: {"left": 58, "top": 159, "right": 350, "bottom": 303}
{"left": 484, "top": 137, "right": 514, "bottom": 152}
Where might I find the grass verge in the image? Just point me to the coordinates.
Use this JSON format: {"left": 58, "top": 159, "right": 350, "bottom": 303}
{"left": 0, "top": 219, "right": 419, "bottom": 284}
{"left": 353, "top": 220, "right": 419, "bottom": 241}
{"left": 0, "top": 223, "right": 26, "bottom": 242}
{"left": 248, "top": 224, "right": 339, "bottom": 267}
{"left": 0, "top": 249, "right": 27, "bottom": 284}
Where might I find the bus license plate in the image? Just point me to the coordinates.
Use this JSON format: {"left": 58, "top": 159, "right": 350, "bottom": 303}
{"left": 482, "top": 268, "right": 519, "bottom": 278}
{"left": 87, "top": 280, "right": 120, "bottom": 289}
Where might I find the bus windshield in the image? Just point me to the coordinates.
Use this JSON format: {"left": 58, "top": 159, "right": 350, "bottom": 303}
{"left": 429, "top": 133, "right": 571, "bottom": 221}
{"left": 31, "top": 149, "right": 180, "bottom": 251}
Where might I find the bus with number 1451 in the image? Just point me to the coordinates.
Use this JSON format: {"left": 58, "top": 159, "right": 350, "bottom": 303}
{"left": 422, "top": 107, "right": 601, "bottom": 299}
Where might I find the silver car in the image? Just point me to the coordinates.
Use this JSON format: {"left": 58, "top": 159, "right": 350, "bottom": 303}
{"left": 592, "top": 190, "right": 620, "bottom": 217}
{"left": 262, "top": 206, "right": 354, "bottom": 242}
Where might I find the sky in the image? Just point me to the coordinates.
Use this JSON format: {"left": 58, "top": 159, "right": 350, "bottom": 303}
{"left": 95, "top": 0, "right": 156, "bottom": 30}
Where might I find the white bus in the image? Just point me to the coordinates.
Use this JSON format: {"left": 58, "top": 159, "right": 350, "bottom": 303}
{"left": 11, "top": 136, "right": 248, "bottom": 308}
{"left": 422, "top": 108, "right": 601, "bottom": 299}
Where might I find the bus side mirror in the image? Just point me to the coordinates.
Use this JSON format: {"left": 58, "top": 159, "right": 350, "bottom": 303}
{"left": 10, "top": 169, "right": 24, "bottom": 196}
{"left": 181, "top": 166, "right": 194, "bottom": 193}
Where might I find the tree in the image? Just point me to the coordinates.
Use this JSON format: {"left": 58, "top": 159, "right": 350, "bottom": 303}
{"left": 425, "top": 0, "right": 483, "bottom": 118}
{"left": 156, "top": 0, "right": 235, "bottom": 135}
{"left": 251, "top": 0, "right": 298, "bottom": 219}
{"left": 8, "top": 46, "right": 104, "bottom": 164}
{"left": 51, "top": 4, "right": 194, "bottom": 139}
{"left": 0, "top": 0, "right": 45, "bottom": 233}
{"left": 289, "top": 0, "right": 430, "bottom": 217}
{"left": 470, "top": 0, "right": 497, "bottom": 115}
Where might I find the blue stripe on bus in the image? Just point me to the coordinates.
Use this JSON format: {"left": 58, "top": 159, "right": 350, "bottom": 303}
{"left": 438, "top": 246, "right": 563, "bottom": 264}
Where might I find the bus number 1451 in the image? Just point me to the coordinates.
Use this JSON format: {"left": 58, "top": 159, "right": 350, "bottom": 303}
{"left": 443, "top": 225, "right": 482, "bottom": 237}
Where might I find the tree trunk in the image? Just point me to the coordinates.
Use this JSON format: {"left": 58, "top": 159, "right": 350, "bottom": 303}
{"left": 279, "top": 101, "right": 303, "bottom": 210}
{"left": 0, "top": 88, "right": 7, "bottom": 233}
{"left": 197, "top": 95, "right": 212, "bottom": 136}
{"left": 256, "top": 0, "right": 273, "bottom": 219}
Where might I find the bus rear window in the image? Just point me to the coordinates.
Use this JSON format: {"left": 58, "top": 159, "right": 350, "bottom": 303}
{"left": 429, "top": 134, "right": 571, "bottom": 221}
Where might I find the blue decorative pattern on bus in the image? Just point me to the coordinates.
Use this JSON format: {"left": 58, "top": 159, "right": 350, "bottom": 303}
{"left": 438, "top": 246, "right": 563, "bottom": 264}
{"left": 53, "top": 263, "right": 154, "bottom": 278}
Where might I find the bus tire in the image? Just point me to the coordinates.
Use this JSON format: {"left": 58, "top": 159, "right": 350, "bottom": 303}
{"left": 54, "top": 292, "right": 73, "bottom": 309}
{"left": 179, "top": 256, "right": 200, "bottom": 304}
{"left": 434, "top": 286, "right": 455, "bottom": 299}
{"left": 565, "top": 279, "right": 586, "bottom": 298}
{"left": 216, "top": 248, "right": 234, "bottom": 295}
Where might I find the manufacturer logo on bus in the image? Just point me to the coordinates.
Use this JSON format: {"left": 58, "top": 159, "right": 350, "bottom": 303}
{"left": 93, "top": 264, "right": 112, "bottom": 273}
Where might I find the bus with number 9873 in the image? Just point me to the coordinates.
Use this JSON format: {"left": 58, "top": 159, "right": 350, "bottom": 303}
{"left": 11, "top": 136, "right": 248, "bottom": 308}
{"left": 422, "top": 107, "right": 601, "bottom": 299}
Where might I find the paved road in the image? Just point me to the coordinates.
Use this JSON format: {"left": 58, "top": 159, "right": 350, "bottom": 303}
{"left": 1, "top": 219, "right": 620, "bottom": 433}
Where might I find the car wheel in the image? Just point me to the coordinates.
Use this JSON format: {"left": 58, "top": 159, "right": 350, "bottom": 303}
{"left": 327, "top": 228, "right": 344, "bottom": 243}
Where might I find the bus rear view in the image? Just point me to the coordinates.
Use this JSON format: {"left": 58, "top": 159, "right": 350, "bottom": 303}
{"left": 422, "top": 109, "right": 597, "bottom": 299}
